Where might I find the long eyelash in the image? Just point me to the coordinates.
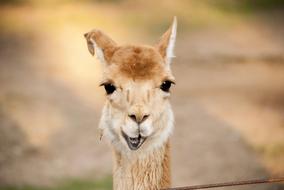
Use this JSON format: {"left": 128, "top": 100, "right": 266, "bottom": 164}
{"left": 164, "top": 80, "right": 176, "bottom": 85}
{"left": 168, "top": 80, "right": 176, "bottom": 85}
{"left": 99, "top": 82, "right": 108, "bottom": 87}
{"left": 99, "top": 80, "right": 114, "bottom": 87}
{"left": 162, "top": 77, "right": 176, "bottom": 85}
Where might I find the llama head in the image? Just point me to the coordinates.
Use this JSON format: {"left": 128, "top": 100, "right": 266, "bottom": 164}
{"left": 84, "top": 18, "right": 177, "bottom": 153}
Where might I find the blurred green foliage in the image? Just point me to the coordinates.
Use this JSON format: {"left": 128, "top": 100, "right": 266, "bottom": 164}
{"left": 0, "top": 0, "right": 124, "bottom": 5}
{"left": 209, "top": 0, "right": 284, "bottom": 13}
{"left": 0, "top": 177, "right": 112, "bottom": 190}
{"left": 1, "top": 0, "right": 284, "bottom": 10}
{"left": 0, "top": 0, "right": 25, "bottom": 5}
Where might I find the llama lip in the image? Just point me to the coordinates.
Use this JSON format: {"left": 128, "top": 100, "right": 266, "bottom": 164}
{"left": 121, "top": 131, "right": 146, "bottom": 150}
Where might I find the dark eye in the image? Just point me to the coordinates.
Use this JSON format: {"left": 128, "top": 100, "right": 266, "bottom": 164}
{"left": 160, "top": 80, "right": 173, "bottom": 92}
{"left": 103, "top": 83, "right": 116, "bottom": 95}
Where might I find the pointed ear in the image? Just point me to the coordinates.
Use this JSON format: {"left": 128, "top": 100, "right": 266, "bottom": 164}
{"left": 155, "top": 17, "right": 177, "bottom": 65}
{"left": 84, "top": 29, "right": 117, "bottom": 64}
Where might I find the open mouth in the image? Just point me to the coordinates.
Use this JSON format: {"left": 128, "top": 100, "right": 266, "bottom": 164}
{"left": 121, "top": 131, "right": 146, "bottom": 150}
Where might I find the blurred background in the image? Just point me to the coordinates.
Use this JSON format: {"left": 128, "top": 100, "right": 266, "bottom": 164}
{"left": 0, "top": 0, "right": 284, "bottom": 189}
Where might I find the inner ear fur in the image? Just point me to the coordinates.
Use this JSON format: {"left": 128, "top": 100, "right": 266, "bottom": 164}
{"left": 84, "top": 29, "right": 117, "bottom": 63}
{"left": 156, "top": 27, "right": 172, "bottom": 59}
{"left": 155, "top": 17, "right": 177, "bottom": 64}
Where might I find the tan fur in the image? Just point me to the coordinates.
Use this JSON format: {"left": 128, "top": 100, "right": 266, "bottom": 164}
{"left": 155, "top": 23, "right": 173, "bottom": 59}
{"left": 111, "top": 46, "right": 165, "bottom": 80}
{"left": 84, "top": 29, "right": 117, "bottom": 62}
{"left": 84, "top": 18, "right": 177, "bottom": 190}
{"left": 161, "top": 141, "right": 171, "bottom": 188}
{"left": 113, "top": 141, "right": 171, "bottom": 190}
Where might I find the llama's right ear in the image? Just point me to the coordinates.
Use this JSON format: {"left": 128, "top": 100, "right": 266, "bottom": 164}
{"left": 155, "top": 17, "right": 177, "bottom": 66}
{"left": 84, "top": 29, "right": 117, "bottom": 64}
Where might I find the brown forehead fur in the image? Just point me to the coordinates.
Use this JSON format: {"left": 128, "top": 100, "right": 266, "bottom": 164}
{"left": 110, "top": 45, "right": 165, "bottom": 80}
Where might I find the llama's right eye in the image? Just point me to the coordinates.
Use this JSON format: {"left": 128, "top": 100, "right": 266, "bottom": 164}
{"left": 160, "top": 80, "right": 173, "bottom": 92}
{"left": 103, "top": 83, "right": 116, "bottom": 95}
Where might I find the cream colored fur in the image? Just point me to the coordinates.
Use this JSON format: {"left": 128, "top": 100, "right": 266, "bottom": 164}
{"left": 84, "top": 17, "right": 177, "bottom": 190}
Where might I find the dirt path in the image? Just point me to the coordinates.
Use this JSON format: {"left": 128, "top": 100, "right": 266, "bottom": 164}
{"left": 172, "top": 99, "right": 269, "bottom": 189}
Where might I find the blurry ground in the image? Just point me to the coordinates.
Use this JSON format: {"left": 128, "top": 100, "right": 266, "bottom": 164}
{"left": 0, "top": 0, "right": 284, "bottom": 189}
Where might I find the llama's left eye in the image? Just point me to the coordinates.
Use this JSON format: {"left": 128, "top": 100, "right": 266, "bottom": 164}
{"left": 103, "top": 83, "right": 116, "bottom": 95}
{"left": 160, "top": 80, "right": 173, "bottom": 92}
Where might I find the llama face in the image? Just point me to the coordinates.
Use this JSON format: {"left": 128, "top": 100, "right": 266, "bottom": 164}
{"left": 100, "top": 46, "right": 175, "bottom": 150}
{"left": 84, "top": 18, "right": 177, "bottom": 152}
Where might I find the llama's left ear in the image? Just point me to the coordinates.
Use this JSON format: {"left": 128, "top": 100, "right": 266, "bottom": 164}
{"left": 156, "top": 17, "right": 177, "bottom": 65}
{"left": 84, "top": 29, "right": 117, "bottom": 64}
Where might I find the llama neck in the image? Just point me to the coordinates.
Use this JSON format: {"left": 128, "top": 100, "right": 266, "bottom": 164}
{"left": 112, "top": 141, "right": 171, "bottom": 190}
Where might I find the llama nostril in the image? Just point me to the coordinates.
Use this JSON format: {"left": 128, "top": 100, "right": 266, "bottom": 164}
{"left": 129, "top": 114, "right": 137, "bottom": 123}
{"left": 141, "top": 114, "right": 149, "bottom": 123}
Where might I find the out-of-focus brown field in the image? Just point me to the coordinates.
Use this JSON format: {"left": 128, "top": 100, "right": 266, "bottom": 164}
{"left": 0, "top": 0, "right": 284, "bottom": 190}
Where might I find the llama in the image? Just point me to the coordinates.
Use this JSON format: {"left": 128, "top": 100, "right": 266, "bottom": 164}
{"left": 84, "top": 17, "right": 177, "bottom": 190}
